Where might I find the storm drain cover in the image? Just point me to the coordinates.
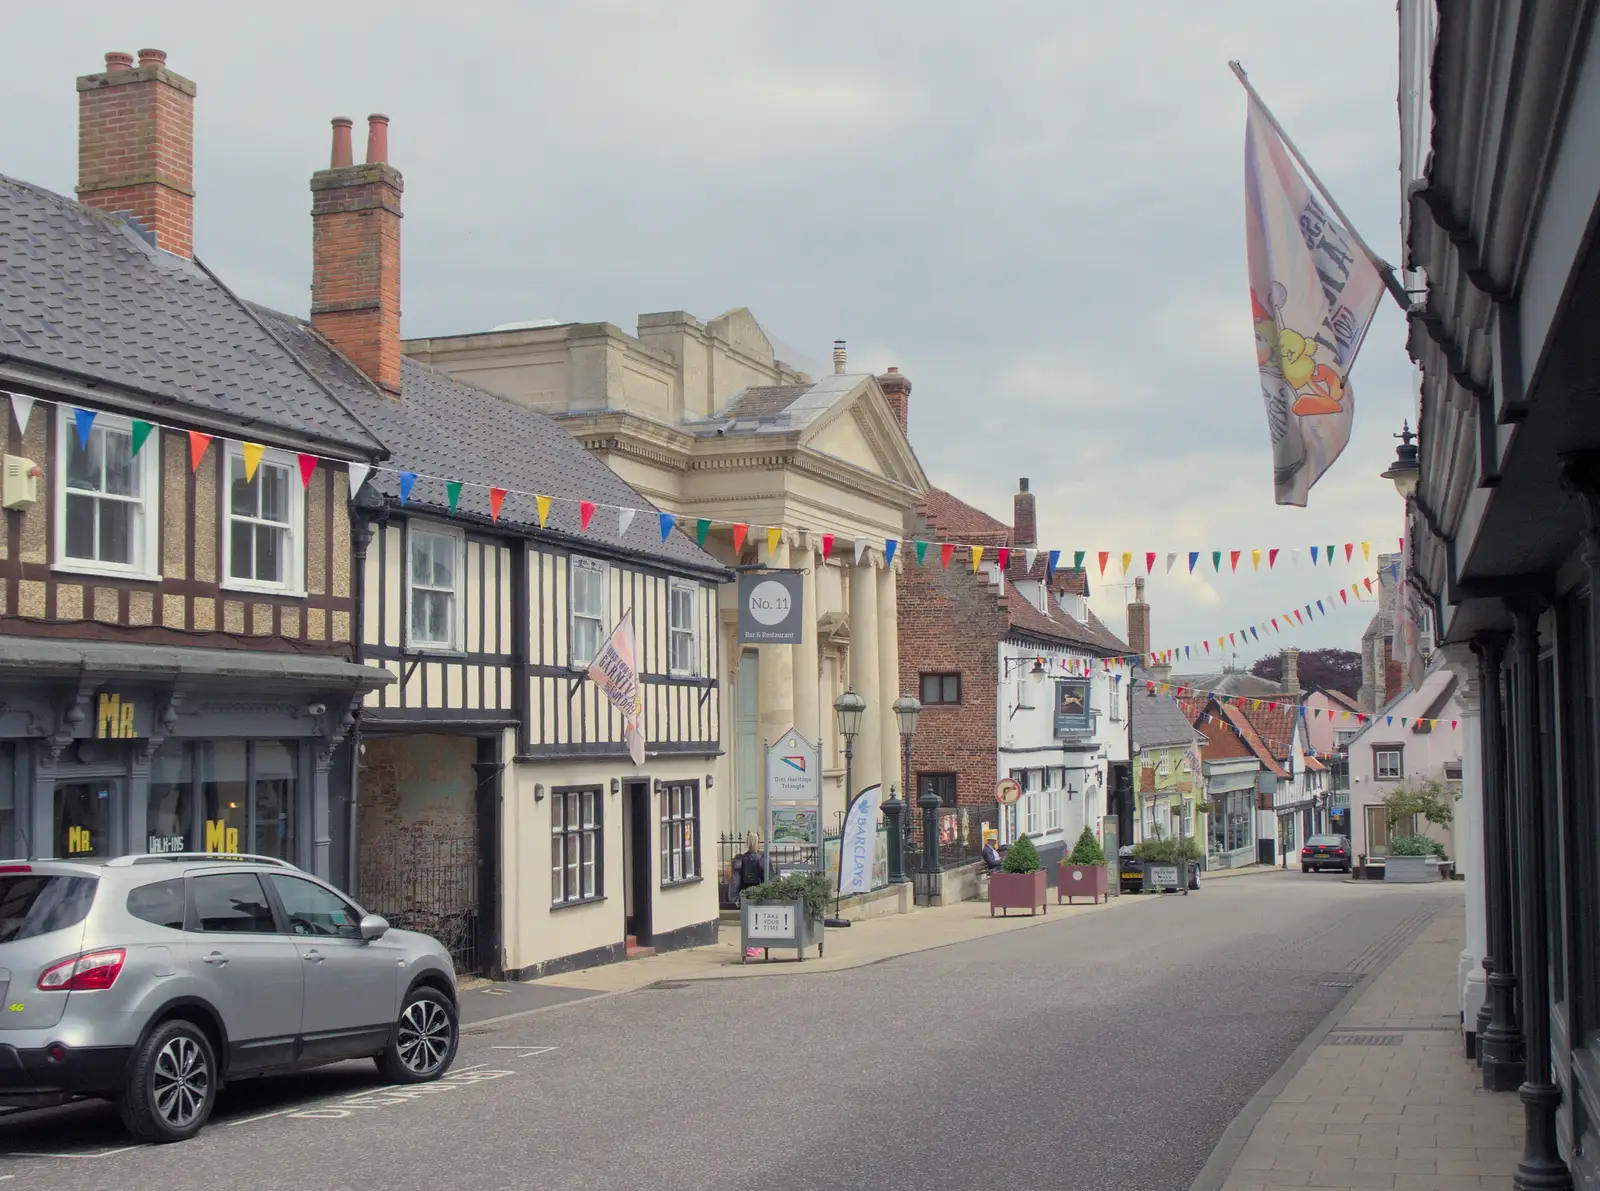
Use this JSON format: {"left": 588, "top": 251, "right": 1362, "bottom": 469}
{"left": 1327, "top": 1033, "right": 1400, "bottom": 1046}
{"left": 651, "top": 980, "right": 691, "bottom": 990}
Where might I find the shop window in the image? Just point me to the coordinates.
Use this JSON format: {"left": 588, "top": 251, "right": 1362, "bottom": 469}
{"left": 660, "top": 781, "right": 700, "bottom": 885}
{"left": 570, "top": 557, "right": 608, "bottom": 666}
{"left": 268, "top": 874, "right": 362, "bottom": 940}
{"left": 918, "top": 773, "right": 957, "bottom": 808}
{"left": 191, "top": 740, "right": 298, "bottom": 861}
{"left": 57, "top": 407, "right": 160, "bottom": 578}
{"left": 1364, "top": 805, "right": 1391, "bottom": 856}
{"left": 668, "top": 580, "right": 699, "bottom": 676}
{"left": 54, "top": 780, "right": 115, "bottom": 859}
{"left": 188, "top": 872, "right": 276, "bottom": 933}
{"left": 224, "top": 443, "right": 303, "bottom": 593}
{"left": 148, "top": 742, "right": 195, "bottom": 854}
{"left": 552, "top": 787, "right": 602, "bottom": 905}
{"left": 1374, "top": 746, "right": 1403, "bottom": 780}
{"left": 407, "top": 525, "right": 464, "bottom": 651}
{"left": 920, "top": 673, "right": 960, "bottom": 705}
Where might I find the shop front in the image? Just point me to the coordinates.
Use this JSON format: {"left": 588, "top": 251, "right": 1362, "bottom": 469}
{"left": 1203, "top": 757, "right": 1260, "bottom": 869}
{"left": 0, "top": 639, "right": 388, "bottom": 875}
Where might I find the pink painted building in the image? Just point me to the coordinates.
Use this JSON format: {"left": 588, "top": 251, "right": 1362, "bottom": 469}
{"left": 1344, "top": 665, "right": 1463, "bottom": 862}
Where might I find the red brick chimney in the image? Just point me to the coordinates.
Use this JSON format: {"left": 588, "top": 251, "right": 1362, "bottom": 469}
{"left": 1127, "top": 576, "right": 1150, "bottom": 658}
{"left": 1013, "top": 478, "right": 1036, "bottom": 548}
{"left": 311, "top": 115, "right": 403, "bottom": 394}
{"left": 877, "top": 367, "right": 911, "bottom": 435}
{"left": 76, "top": 49, "right": 196, "bottom": 258}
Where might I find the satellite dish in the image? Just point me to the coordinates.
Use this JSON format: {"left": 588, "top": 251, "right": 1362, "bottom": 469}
{"left": 489, "top": 318, "right": 561, "bottom": 331}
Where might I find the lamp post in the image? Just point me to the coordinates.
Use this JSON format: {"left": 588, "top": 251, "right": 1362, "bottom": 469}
{"left": 833, "top": 689, "right": 865, "bottom": 837}
{"left": 1380, "top": 420, "right": 1421, "bottom": 500}
{"left": 885, "top": 694, "right": 920, "bottom": 885}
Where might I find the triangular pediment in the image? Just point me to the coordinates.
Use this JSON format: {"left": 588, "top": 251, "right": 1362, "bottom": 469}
{"left": 801, "top": 376, "right": 928, "bottom": 493}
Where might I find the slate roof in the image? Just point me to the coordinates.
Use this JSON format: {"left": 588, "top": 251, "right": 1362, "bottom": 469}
{"left": 684, "top": 372, "right": 866, "bottom": 436}
{"left": 1129, "top": 669, "right": 1206, "bottom": 749}
{"left": 0, "top": 174, "right": 383, "bottom": 457}
{"left": 1003, "top": 584, "right": 1126, "bottom": 654}
{"left": 1170, "top": 669, "right": 1289, "bottom": 699}
{"left": 259, "top": 311, "right": 727, "bottom": 575}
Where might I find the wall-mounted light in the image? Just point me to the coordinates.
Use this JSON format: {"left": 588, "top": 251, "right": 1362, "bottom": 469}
{"left": 705, "top": 773, "right": 714, "bottom": 789}
{"left": 654, "top": 778, "right": 666, "bottom": 793}
{"left": 610, "top": 777, "right": 620, "bottom": 795}
{"left": 533, "top": 783, "right": 545, "bottom": 802}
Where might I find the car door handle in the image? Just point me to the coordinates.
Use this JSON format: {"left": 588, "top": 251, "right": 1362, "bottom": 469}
{"left": 302, "top": 949, "right": 325, "bottom": 963}
{"left": 201, "top": 951, "right": 228, "bottom": 966}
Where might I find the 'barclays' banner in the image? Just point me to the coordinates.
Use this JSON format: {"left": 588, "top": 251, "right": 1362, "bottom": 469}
{"left": 838, "top": 783, "right": 882, "bottom": 897}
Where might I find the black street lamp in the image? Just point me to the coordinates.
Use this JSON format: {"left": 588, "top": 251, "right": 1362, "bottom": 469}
{"left": 833, "top": 689, "right": 865, "bottom": 824}
{"left": 884, "top": 694, "right": 920, "bottom": 885}
{"left": 1380, "top": 420, "right": 1421, "bottom": 499}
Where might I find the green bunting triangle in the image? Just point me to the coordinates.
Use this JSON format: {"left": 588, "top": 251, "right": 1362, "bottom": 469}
{"left": 446, "top": 481, "right": 463, "bottom": 513}
{"left": 1212, "top": 551, "right": 1222, "bottom": 572}
{"left": 696, "top": 518, "right": 711, "bottom": 548}
{"left": 1073, "top": 550, "right": 1085, "bottom": 570}
{"left": 130, "top": 420, "right": 155, "bottom": 457}
{"left": 915, "top": 540, "right": 928, "bottom": 565}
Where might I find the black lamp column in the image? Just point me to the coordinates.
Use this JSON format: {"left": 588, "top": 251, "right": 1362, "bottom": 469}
{"left": 884, "top": 694, "right": 920, "bottom": 885}
{"left": 833, "top": 688, "right": 865, "bottom": 840}
{"left": 1475, "top": 630, "right": 1523, "bottom": 1088}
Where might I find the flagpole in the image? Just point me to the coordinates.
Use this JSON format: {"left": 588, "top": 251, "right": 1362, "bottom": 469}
{"left": 1229, "top": 60, "right": 1410, "bottom": 313}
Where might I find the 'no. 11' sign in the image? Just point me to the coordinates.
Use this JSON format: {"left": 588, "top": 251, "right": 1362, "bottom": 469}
{"left": 737, "top": 571, "right": 804, "bottom": 644}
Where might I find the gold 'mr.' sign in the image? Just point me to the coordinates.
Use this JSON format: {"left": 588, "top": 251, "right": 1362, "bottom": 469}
{"left": 96, "top": 693, "right": 136, "bottom": 740}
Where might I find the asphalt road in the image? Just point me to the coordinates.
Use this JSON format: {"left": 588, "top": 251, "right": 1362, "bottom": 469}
{"left": 0, "top": 871, "right": 1462, "bottom": 1191}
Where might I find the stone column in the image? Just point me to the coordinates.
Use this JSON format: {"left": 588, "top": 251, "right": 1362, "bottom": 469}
{"left": 1443, "top": 646, "right": 1487, "bottom": 1057}
{"left": 758, "top": 538, "right": 796, "bottom": 749}
{"left": 848, "top": 553, "right": 882, "bottom": 799}
{"left": 793, "top": 533, "right": 821, "bottom": 747}
{"left": 1476, "top": 630, "right": 1523, "bottom": 1089}
{"left": 877, "top": 559, "right": 902, "bottom": 799}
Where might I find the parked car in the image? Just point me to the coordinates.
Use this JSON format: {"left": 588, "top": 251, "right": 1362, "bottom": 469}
{"left": 0, "top": 853, "right": 458, "bottom": 1143}
{"left": 1300, "top": 834, "right": 1353, "bottom": 874}
{"left": 1118, "top": 845, "right": 1144, "bottom": 893}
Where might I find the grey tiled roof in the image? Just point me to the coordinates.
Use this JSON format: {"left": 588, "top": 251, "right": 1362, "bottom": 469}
{"left": 0, "top": 174, "right": 383, "bottom": 456}
{"left": 260, "top": 311, "right": 727, "bottom": 575}
{"left": 1130, "top": 669, "right": 1206, "bottom": 748}
{"left": 684, "top": 372, "right": 866, "bottom": 436}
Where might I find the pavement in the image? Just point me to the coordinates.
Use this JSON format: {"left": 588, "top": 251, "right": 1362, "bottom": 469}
{"left": 1192, "top": 897, "right": 1523, "bottom": 1191}
{"left": 0, "top": 869, "right": 1466, "bottom": 1191}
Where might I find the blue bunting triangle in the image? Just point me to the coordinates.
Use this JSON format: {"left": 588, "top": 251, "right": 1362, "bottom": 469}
{"left": 398, "top": 471, "right": 417, "bottom": 505}
{"left": 659, "top": 512, "right": 676, "bottom": 542}
{"left": 73, "top": 407, "right": 96, "bottom": 449}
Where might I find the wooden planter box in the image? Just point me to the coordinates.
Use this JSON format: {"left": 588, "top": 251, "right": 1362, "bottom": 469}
{"left": 1383, "top": 855, "right": 1440, "bottom": 884}
{"left": 1058, "top": 862, "right": 1108, "bottom": 904}
{"left": 989, "top": 869, "right": 1047, "bottom": 916}
{"left": 739, "top": 896, "right": 825, "bottom": 962}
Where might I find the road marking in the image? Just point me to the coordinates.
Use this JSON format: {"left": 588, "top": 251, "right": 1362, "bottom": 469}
{"left": 225, "top": 1062, "right": 490, "bottom": 1128}
{"left": 24, "top": 1146, "right": 140, "bottom": 1160}
{"left": 284, "top": 1067, "right": 516, "bottom": 1120}
{"left": 492, "top": 1045, "right": 559, "bottom": 1059}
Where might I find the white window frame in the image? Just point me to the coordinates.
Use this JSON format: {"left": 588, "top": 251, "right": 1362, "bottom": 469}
{"left": 404, "top": 522, "right": 466, "bottom": 653}
{"left": 53, "top": 407, "right": 161, "bottom": 580}
{"left": 1375, "top": 748, "right": 1403, "bottom": 780}
{"left": 569, "top": 555, "right": 609, "bottom": 667}
{"left": 1045, "top": 769, "right": 1061, "bottom": 832}
{"left": 1108, "top": 675, "right": 1122, "bottom": 720}
{"left": 220, "top": 442, "right": 305, "bottom": 596}
{"left": 668, "top": 578, "right": 699, "bottom": 677}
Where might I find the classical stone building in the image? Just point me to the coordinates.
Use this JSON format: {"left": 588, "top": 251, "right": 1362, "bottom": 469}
{"left": 406, "top": 320, "right": 927, "bottom": 837}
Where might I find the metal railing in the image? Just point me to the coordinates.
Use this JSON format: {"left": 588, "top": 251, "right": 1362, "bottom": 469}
{"left": 359, "top": 834, "right": 480, "bottom": 974}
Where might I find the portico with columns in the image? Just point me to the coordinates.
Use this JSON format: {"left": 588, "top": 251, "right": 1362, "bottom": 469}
{"left": 404, "top": 315, "right": 927, "bottom": 836}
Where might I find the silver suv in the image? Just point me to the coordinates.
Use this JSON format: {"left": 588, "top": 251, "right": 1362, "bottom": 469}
{"left": 0, "top": 853, "right": 458, "bottom": 1142}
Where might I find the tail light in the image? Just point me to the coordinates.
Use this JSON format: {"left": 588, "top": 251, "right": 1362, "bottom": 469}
{"left": 1301, "top": 847, "right": 1312, "bottom": 855}
{"left": 38, "top": 948, "right": 126, "bottom": 992}
{"left": 1334, "top": 848, "right": 1346, "bottom": 856}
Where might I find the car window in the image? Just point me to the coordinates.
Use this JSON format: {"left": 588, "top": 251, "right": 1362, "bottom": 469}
{"left": 0, "top": 875, "right": 97, "bottom": 943}
{"left": 1307, "top": 835, "right": 1345, "bottom": 846}
{"left": 187, "top": 873, "right": 278, "bottom": 934}
{"left": 268, "top": 874, "right": 362, "bottom": 940}
{"left": 126, "top": 879, "right": 186, "bottom": 931}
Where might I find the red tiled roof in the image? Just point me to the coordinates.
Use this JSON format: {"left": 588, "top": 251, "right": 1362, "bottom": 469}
{"left": 1002, "top": 584, "right": 1125, "bottom": 654}
{"left": 1220, "top": 703, "right": 1290, "bottom": 778}
{"left": 916, "top": 488, "right": 1012, "bottom": 543}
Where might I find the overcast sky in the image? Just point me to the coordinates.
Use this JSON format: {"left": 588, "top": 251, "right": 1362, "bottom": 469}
{"left": 5, "top": 2, "right": 1413, "bottom": 666}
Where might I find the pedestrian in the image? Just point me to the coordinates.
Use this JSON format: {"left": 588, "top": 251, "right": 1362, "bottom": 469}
{"left": 729, "top": 833, "right": 767, "bottom": 959}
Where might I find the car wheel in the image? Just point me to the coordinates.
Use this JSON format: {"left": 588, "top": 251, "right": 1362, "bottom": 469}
{"left": 119, "top": 1018, "right": 217, "bottom": 1143}
{"left": 376, "top": 986, "right": 458, "bottom": 1084}
{"left": 1302, "top": 865, "right": 1311, "bottom": 873}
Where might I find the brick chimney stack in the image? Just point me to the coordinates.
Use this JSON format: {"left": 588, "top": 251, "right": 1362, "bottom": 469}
{"left": 1127, "top": 576, "right": 1151, "bottom": 658}
{"left": 76, "top": 49, "right": 196, "bottom": 258}
{"left": 311, "top": 114, "right": 404, "bottom": 394}
{"left": 1012, "top": 477, "right": 1036, "bottom": 548}
{"left": 877, "top": 367, "right": 911, "bottom": 435}
{"left": 1281, "top": 646, "right": 1302, "bottom": 697}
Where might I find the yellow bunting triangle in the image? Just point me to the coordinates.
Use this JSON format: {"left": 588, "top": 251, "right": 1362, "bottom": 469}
{"left": 1251, "top": 548, "right": 1261, "bottom": 571}
{"left": 1361, "top": 541, "right": 1370, "bottom": 561}
{"left": 1121, "top": 551, "right": 1132, "bottom": 575}
{"left": 241, "top": 442, "right": 265, "bottom": 483}
{"left": 767, "top": 526, "right": 782, "bottom": 557}
{"left": 971, "top": 545, "right": 984, "bottom": 572}
{"left": 536, "top": 495, "right": 552, "bottom": 527}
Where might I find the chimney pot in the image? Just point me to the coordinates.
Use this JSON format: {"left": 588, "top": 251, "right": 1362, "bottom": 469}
{"left": 1019, "top": 477, "right": 1029, "bottom": 492}
{"left": 832, "top": 340, "right": 846, "bottom": 375}
{"left": 330, "top": 117, "right": 354, "bottom": 168}
{"left": 135, "top": 48, "right": 167, "bottom": 69}
{"left": 104, "top": 51, "right": 134, "bottom": 72}
{"left": 365, "top": 114, "right": 390, "bottom": 164}
{"left": 876, "top": 366, "right": 912, "bottom": 436}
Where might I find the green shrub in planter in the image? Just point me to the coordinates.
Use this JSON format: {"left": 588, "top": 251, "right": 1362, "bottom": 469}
{"left": 1068, "top": 827, "right": 1106, "bottom": 866}
{"left": 1002, "top": 835, "right": 1042, "bottom": 873}
{"left": 740, "top": 872, "right": 831, "bottom": 920}
{"left": 1387, "top": 833, "right": 1435, "bottom": 858}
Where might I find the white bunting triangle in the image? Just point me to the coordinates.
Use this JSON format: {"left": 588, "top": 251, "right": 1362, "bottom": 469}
{"left": 1291, "top": 548, "right": 1301, "bottom": 568}
{"left": 8, "top": 392, "right": 33, "bottom": 435}
{"left": 1024, "top": 548, "right": 1038, "bottom": 572}
{"left": 347, "top": 462, "right": 372, "bottom": 496}
{"left": 617, "top": 507, "right": 636, "bottom": 538}
{"left": 1166, "top": 552, "right": 1177, "bottom": 574}
{"left": 852, "top": 537, "right": 868, "bottom": 566}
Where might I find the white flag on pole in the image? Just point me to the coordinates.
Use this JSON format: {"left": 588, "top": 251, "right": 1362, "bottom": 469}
{"left": 1245, "top": 99, "right": 1384, "bottom": 506}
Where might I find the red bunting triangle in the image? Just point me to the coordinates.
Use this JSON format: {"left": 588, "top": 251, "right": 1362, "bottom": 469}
{"left": 1451, "top": 720, "right": 1458, "bottom": 730}
{"left": 296, "top": 454, "right": 317, "bottom": 488}
{"left": 1229, "top": 550, "right": 1240, "bottom": 572}
{"left": 1097, "top": 551, "right": 1109, "bottom": 575}
{"left": 1364, "top": 577, "right": 1374, "bottom": 592}
{"left": 579, "top": 501, "right": 596, "bottom": 530}
{"left": 188, "top": 431, "right": 213, "bottom": 472}
{"left": 1293, "top": 610, "right": 1303, "bottom": 624}
{"left": 731, "top": 523, "right": 748, "bottom": 554}
{"left": 1269, "top": 548, "right": 1279, "bottom": 568}
{"left": 940, "top": 543, "right": 954, "bottom": 569}
{"left": 1145, "top": 551, "right": 1157, "bottom": 573}
{"left": 1340, "top": 589, "right": 1348, "bottom": 604}
{"left": 1344, "top": 543, "right": 1354, "bottom": 562}
{"left": 488, "top": 488, "right": 508, "bottom": 521}
{"left": 997, "top": 547, "right": 1011, "bottom": 569}
{"left": 821, "top": 534, "right": 834, "bottom": 560}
